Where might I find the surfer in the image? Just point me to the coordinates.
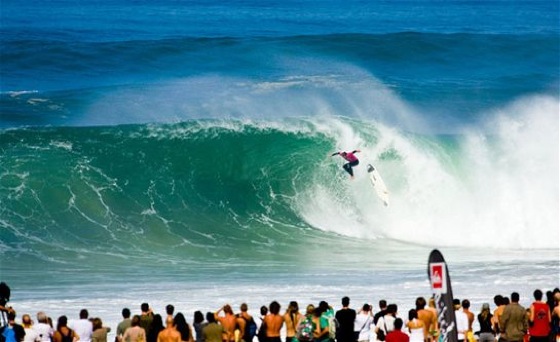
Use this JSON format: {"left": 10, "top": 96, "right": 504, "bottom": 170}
{"left": 331, "top": 150, "right": 361, "bottom": 178}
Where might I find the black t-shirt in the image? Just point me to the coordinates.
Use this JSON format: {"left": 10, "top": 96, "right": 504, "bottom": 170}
{"left": 373, "top": 310, "right": 387, "bottom": 325}
{"left": 335, "top": 308, "right": 357, "bottom": 342}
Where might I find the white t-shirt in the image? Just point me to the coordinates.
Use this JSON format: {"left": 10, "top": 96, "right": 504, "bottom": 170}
{"left": 455, "top": 310, "right": 469, "bottom": 340}
{"left": 33, "top": 323, "right": 54, "bottom": 342}
{"left": 376, "top": 315, "right": 396, "bottom": 334}
{"left": 24, "top": 327, "right": 39, "bottom": 342}
{"left": 354, "top": 313, "right": 372, "bottom": 342}
{"left": 70, "top": 319, "right": 93, "bottom": 342}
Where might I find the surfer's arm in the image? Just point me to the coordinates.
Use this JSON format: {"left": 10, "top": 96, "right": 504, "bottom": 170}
{"left": 330, "top": 152, "right": 340, "bottom": 157}
{"left": 352, "top": 149, "right": 361, "bottom": 154}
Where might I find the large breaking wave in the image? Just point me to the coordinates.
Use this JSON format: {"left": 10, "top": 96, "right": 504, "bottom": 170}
{"left": 1, "top": 97, "right": 558, "bottom": 269}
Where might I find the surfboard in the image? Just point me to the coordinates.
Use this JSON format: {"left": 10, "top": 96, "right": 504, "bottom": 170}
{"left": 366, "top": 164, "right": 389, "bottom": 206}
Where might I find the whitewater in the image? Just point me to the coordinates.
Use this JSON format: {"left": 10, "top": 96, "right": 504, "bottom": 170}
{"left": 1, "top": 0, "right": 559, "bottom": 336}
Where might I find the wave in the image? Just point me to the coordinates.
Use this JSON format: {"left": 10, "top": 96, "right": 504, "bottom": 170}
{"left": 1, "top": 98, "right": 558, "bottom": 268}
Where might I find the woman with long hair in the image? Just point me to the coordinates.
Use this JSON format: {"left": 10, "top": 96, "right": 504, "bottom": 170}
{"left": 175, "top": 313, "right": 194, "bottom": 342}
{"left": 147, "top": 315, "right": 164, "bottom": 342}
{"left": 284, "top": 302, "right": 301, "bottom": 342}
{"left": 193, "top": 311, "right": 206, "bottom": 342}
{"left": 91, "top": 318, "right": 111, "bottom": 342}
{"left": 53, "top": 316, "right": 78, "bottom": 342}
{"left": 477, "top": 304, "right": 495, "bottom": 342}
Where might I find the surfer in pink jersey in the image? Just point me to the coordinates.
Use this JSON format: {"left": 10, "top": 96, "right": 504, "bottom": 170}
{"left": 331, "top": 150, "right": 361, "bottom": 179}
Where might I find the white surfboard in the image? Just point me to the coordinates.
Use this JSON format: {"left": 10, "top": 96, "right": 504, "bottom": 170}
{"left": 367, "top": 164, "right": 389, "bottom": 206}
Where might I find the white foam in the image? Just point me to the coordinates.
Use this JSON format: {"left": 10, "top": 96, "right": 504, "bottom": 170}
{"left": 297, "top": 95, "right": 559, "bottom": 250}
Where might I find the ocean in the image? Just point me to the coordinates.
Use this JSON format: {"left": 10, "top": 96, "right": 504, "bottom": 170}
{"left": 1, "top": 0, "right": 559, "bottom": 334}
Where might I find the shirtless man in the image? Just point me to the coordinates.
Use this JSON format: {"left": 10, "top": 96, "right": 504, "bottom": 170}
{"left": 461, "top": 300, "right": 475, "bottom": 332}
{"left": 427, "top": 298, "right": 439, "bottom": 340}
{"left": 158, "top": 317, "right": 181, "bottom": 342}
{"left": 415, "top": 297, "right": 436, "bottom": 342}
{"left": 264, "top": 301, "right": 284, "bottom": 342}
{"left": 492, "top": 295, "right": 507, "bottom": 342}
{"left": 215, "top": 305, "right": 238, "bottom": 342}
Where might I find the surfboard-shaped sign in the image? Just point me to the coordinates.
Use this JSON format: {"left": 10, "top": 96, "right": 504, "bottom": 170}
{"left": 367, "top": 164, "right": 389, "bottom": 206}
{"left": 428, "top": 249, "right": 458, "bottom": 342}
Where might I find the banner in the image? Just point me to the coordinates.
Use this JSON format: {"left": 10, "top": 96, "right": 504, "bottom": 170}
{"left": 428, "top": 249, "right": 457, "bottom": 342}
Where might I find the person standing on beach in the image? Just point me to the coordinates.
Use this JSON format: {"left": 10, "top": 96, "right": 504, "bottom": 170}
{"left": 215, "top": 305, "right": 238, "bottom": 342}
{"left": 257, "top": 307, "right": 268, "bottom": 342}
{"left": 264, "top": 302, "right": 284, "bottom": 342}
{"left": 552, "top": 293, "right": 560, "bottom": 342}
{"left": 21, "top": 314, "right": 38, "bottom": 342}
{"left": 455, "top": 302, "right": 469, "bottom": 342}
{"left": 477, "top": 304, "right": 495, "bottom": 342}
{"left": 283, "top": 302, "right": 301, "bottom": 342}
{"left": 166, "top": 307, "right": 175, "bottom": 323}
{"left": 528, "top": 289, "right": 550, "bottom": 342}
{"left": 296, "top": 304, "right": 315, "bottom": 342}
{"left": 0, "top": 311, "right": 26, "bottom": 342}
{"left": 202, "top": 313, "right": 223, "bottom": 342}
{"left": 320, "top": 301, "right": 337, "bottom": 342}
{"left": 70, "top": 310, "right": 92, "bottom": 342}
{"left": 385, "top": 319, "right": 408, "bottom": 342}
{"left": 312, "top": 307, "right": 330, "bottom": 342}
{"left": 174, "top": 313, "right": 194, "bottom": 342}
{"left": 426, "top": 298, "right": 438, "bottom": 342}
{"left": 122, "top": 316, "right": 146, "bottom": 342}
{"left": 192, "top": 311, "right": 206, "bottom": 342}
{"left": 117, "top": 309, "right": 132, "bottom": 342}
{"left": 499, "top": 292, "right": 528, "bottom": 342}
{"left": 354, "top": 304, "right": 372, "bottom": 342}
{"left": 158, "top": 317, "right": 181, "bottom": 342}
{"left": 415, "top": 298, "right": 435, "bottom": 342}
{"left": 492, "top": 295, "right": 507, "bottom": 342}
{"left": 147, "top": 315, "right": 164, "bottom": 342}
{"left": 373, "top": 301, "right": 387, "bottom": 326}
{"left": 53, "top": 316, "right": 78, "bottom": 342}
{"left": 331, "top": 150, "right": 361, "bottom": 179}
{"left": 91, "top": 318, "right": 111, "bottom": 342}
{"left": 405, "top": 310, "right": 425, "bottom": 342}
{"left": 375, "top": 304, "right": 397, "bottom": 341}
{"left": 139, "top": 304, "right": 153, "bottom": 339}
{"left": 336, "top": 297, "right": 356, "bottom": 342}
{"left": 461, "top": 300, "right": 475, "bottom": 342}
{"left": 34, "top": 312, "right": 53, "bottom": 342}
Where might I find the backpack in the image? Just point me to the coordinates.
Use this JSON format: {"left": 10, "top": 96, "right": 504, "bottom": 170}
{"left": 244, "top": 317, "right": 257, "bottom": 342}
{"left": 296, "top": 316, "right": 314, "bottom": 342}
{"left": 327, "top": 316, "right": 338, "bottom": 340}
{"left": 1, "top": 327, "right": 16, "bottom": 342}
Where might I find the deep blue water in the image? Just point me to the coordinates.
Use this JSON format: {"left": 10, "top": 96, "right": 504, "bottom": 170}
{"left": 0, "top": 0, "right": 558, "bottom": 326}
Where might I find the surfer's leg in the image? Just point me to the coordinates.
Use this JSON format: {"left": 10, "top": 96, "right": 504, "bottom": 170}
{"left": 343, "top": 163, "right": 354, "bottom": 177}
